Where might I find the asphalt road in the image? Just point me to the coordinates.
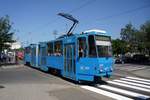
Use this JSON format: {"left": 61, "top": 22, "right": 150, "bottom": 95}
{"left": 0, "top": 65, "right": 113, "bottom": 100}
{"left": 114, "top": 64, "right": 150, "bottom": 79}
{"left": 0, "top": 64, "right": 150, "bottom": 100}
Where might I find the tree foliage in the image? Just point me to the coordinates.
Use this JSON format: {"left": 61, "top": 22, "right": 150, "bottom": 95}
{"left": 112, "top": 20, "right": 150, "bottom": 55}
{"left": 140, "top": 21, "right": 150, "bottom": 54}
{"left": 120, "top": 23, "right": 136, "bottom": 42}
{"left": 0, "top": 15, "right": 15, "bottom": 52}
{"left": 120, "top": 23, "right": 138, "bottom": 53}
{"left": 112, "top": 39, "right": 127, "bottom": 55}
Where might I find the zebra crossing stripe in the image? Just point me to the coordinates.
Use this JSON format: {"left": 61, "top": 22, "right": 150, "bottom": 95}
{"left": 98, "top": 85, "right": 149, "bottom": 99}
{"left": 114, "top": 79, "right": 150, "bottom": 89}
{"left": 81, "top": 85, "right": 133, "bottom": 100}
{"left": 120, "top": 78, "right": 150, "bottom": 85}
{"left": 127, "top": 77, "right": 150, "bottom": 83}
{"left": 107, "top": 81, "right": 150, "bottom": 93}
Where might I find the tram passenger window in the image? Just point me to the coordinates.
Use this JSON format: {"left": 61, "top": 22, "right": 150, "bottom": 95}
{"left": 41, "top": 47, "right": 46, "bottom": 56}
{"left": 47, "top": 42, "right": 53, "bottom": 56}
{"left": 78, "top": 37, "right": 87, "bottom": 58}
{"left": 33, "top": 48, "right": 36, "bottom": 56}
{"left": 88, "top": 35, "right": 97, "bottom": 57}
{"left": 54, "top": 41, "right": 62, "bottom": 56}
{"left": 25, "top": 47, "right": 30, "bottom": 54}
{"left": 38, "top": 45, "right": 40, "bottom": 55}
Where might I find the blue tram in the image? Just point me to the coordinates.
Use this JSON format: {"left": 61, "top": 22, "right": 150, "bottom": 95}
{"left": 24, "top": 29, "right": 113, "bottom": 82}
{"left": 24, "top": 13, "right": 113, "bottom": 82}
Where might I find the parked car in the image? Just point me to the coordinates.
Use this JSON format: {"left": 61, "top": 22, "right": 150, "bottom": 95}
{"left": 132, "top": 54, "right": 149, "bottom": 63}
{"left": 114, "top": 55, "right": 125, "bottom": 64}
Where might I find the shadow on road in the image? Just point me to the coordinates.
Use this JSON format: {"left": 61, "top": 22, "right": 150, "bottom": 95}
{"left": 0, "top": 85, "right": 5, "bottom": 89}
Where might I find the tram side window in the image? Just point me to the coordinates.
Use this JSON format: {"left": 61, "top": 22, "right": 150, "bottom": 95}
{"left": 78, "top": 37, "right": 87, "bottom": 58}
{"left": 54, "top": 41, "right": 62, "bottom": 56}
{"left": 25, "top": 47, "right": 30, "bottom": 54}
{"left": 33, "top": 47, "right": 36, "bottom": 56}
{"left": 38, "top": 45, "right": 40, "bottom": 55}
{"left": 41, "top": 47, "right": 46, "bottom": 56}
{"left": 47, "top": 42, "right": 53, "bottom": 56}
{"left": 88, "top": 35, "right": 97, "bottom": 57}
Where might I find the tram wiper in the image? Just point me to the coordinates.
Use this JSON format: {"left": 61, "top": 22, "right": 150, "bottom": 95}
{"left": 58, "top": 13, "right": 79, "bottom": 36}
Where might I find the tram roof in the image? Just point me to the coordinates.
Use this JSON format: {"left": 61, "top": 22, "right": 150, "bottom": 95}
{"left": 84, "top": 29, "right": 106, "bottom": 33}
{"left": 35, "top": 29, "right": 111, "bottom": 45}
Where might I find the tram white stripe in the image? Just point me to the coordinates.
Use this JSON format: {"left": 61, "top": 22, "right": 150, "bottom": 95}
{"left": 127, "top": 77, "right": 150, "bottom": 83}
{"left": 114, "top": 79, "right": 150, "bottom": 89}
{"left": 107, "top": 81, "right": 150, "bottom": 93}
{"left": 81, "top": 85, "right": 133, "bottom": 100}
{"left": 98, "top": 85, "right": 149, "bottom": 99}
{"left": 121, "top": 78, "right": 150, "bottom": 85}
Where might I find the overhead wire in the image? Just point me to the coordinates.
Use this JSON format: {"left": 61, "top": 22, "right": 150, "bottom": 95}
{"left": 68, "top": 0, "right": 97, "bottom": 13}
{"left": 26, "top": 1, "right": 150, "bottom": 44}
{"left": 29, "top": 0, "right": 97, "bottom": 33}
{"left": 94, "top": 4, "right": 150, "bottom": 23}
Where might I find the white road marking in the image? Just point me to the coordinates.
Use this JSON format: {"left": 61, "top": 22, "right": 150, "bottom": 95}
{"left": 127, "top": 77, "right": 150, "bottom": 83}
{"left": 81, "top": 85, "right": 133, "bottom": 100}
{"left": 114, "top": 79, "right": 150, "bottom": 89}
{"left": 107, "top": 81, "right": 150, "bottom": 93}
{"left": 98, "top": 85, "right": 149, "bottom": 99}
{"left": 121, "top": 78, "right": 150, "bottom": 86}
{"left": 128, "top": 67, "right": 146, "bottom": 71}
{"left": 80, "top": 76, "right": 150, "bottom": 100}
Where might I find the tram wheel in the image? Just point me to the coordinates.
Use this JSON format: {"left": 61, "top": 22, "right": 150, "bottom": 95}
{"left": 94, "top": 76, "right": 102, "bottom": 84}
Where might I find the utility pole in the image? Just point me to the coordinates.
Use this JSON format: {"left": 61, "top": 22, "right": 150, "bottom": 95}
{"left": 53, "top": 30, "right": 58, "bottom": 39}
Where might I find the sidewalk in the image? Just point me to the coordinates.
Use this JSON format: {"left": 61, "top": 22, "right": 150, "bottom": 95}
{"left": 0, "top": 64, "right": 24, "bottom": 69}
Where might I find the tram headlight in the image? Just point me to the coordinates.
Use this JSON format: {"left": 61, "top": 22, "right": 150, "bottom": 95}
{"left": 100, "top": 69, "right": 103, "bottom": 72}
{"left": 99, "top": 64, "right": 104, "bottom": 72}
{"left": 110, "top": 67, "right": 113, "bottom": 71}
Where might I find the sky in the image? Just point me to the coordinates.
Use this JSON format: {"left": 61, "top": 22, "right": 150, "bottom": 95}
{"left": 0, "top": 0, "right": 150, "bottom": 46}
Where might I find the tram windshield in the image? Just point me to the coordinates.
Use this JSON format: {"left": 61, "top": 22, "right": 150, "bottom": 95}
{"left": 95, "top": 35, "right": 112, "bottom": 57}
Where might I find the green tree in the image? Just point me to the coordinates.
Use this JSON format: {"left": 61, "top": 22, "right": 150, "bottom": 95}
{"left": 0, "top": 15, "right": 15, "bottom": 53}
{"left": 140, "top": 20, "right": 150, "bottom": 55}
{"left": 112, "top": 39, "right": 128, "bottom": 55}
{"left": 120, "top": 22, "right": 137, "bottom": 53}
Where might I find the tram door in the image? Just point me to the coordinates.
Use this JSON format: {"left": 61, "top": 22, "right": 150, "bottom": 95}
{"left": 31, "top": 46, "right": 38, "bottom": 67}
{"left": 64, "top": 44, "right": 76, "bottom": 79}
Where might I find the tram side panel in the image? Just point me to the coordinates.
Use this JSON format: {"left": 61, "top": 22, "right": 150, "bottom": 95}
{"left": 46, "top": 56, "right": 63, "bottom": 70}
